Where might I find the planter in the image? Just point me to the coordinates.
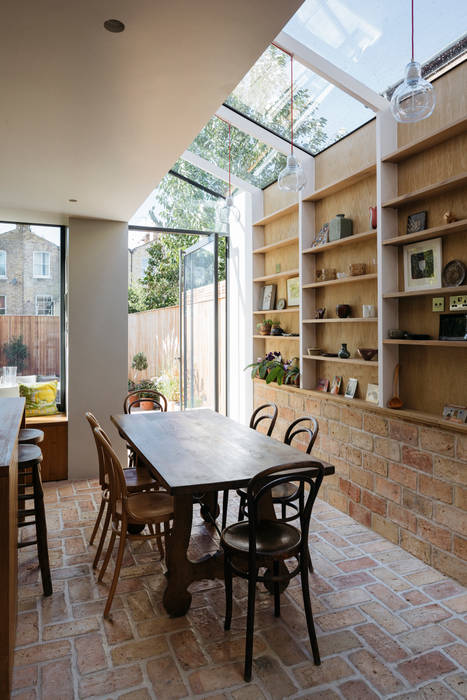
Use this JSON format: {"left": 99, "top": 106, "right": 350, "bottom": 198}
{"left": 139, "top": 400, "right": 155, "bottom": 411}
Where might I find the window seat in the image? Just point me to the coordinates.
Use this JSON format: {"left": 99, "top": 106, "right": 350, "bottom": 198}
{"left": 25, "top": 412, "right": 68, "bottom": 481}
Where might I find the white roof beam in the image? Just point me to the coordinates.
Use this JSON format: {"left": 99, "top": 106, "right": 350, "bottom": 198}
{"left": 216, "top": 105, "right": 312, "bottom": 164}
{"left": 182, "top": 150, "right": 260, "bottom": 195}
{"left": 275, "top": 30, "right": 388, "bottom": 113}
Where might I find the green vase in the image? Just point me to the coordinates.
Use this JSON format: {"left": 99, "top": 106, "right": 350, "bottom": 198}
{"left": 329, "top": 214, "right": 353, "bottom": 242}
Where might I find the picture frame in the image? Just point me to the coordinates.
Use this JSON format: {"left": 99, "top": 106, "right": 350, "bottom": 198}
{"left": 316, "top": 378, "right": 329, "bottom": 392}
{"left": 330, "top": 376, "right": 342, "bottom": 395}
{"left": 286, "top": 276, "right": 300, "bottom": 307}
{"left": 311, "top": 223, "right": 329, "bottom": 248}
{"left": 365, "top": 383, "right": 379, "bottom": 404}
{"left": 261, "top": 283, "right": 277, "bottom": 311}
{"left": 344, "top": 377, "right": 358, "bottom": 399}
{"left": 403, "top": 237, "right": 442, "bottom": 292}
{"left": 442, "top": 404, "right": 467, "bottom": 424}
{"left": 407, "top": 211, "right": 427, "bottom": 234}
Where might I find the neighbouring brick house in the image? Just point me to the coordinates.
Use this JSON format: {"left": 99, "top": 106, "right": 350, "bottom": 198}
{"left": 0, "top": 224, "right": 60, "bottom": 315}
{"left": 128, "top": 232, "right": 158, "bottom": 285}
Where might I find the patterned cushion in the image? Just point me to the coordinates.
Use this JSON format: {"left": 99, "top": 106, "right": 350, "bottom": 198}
{"left": 19, "top": 380, "right": 58, "bottom": 416}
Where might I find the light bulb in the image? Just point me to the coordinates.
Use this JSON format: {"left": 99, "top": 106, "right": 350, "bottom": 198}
{"left": 219, "top": 195, "right": 240, "bottom": 224}
{"left": 278, "top": 154, "right": 306, "bottom": 192}
{"left": 390, "top": 61, "right": 435, "bottom": 123}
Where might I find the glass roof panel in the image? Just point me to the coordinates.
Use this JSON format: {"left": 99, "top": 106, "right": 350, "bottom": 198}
{"left": 171, "top": 159, "right": 230, "bottom": 198}
{"left": 225, "top": 44, "right": 373, "bottom": 155}
{"left": 285, "top": 0, "right": 467, "bottom": 97}
{"left": 187, "top": 116, "right": 287, "bottom": 189}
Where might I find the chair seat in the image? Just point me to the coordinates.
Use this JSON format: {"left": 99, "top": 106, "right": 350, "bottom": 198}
{"left": 19, "top": 428, "right": 44, "bottom": 445}
{"left": 124, "top": 466, "right": 158, "bottom": 492}
{"left": 237, "top": 482, "right": 298, "bottom": 501}
{"left": 221, "top": 521, "right": 301, "bottom": 557}
{"left": 116, "top": 491, "right": 174, "bottom": 524}
{"left": 18, "top": 444, "right": 43, "bottom": 467}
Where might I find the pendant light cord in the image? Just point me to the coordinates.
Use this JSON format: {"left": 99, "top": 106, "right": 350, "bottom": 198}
{"left": 228, "top": 123, "right": 231, "bottom": 196}
{"left": 411, "top": 0, "right": 414, "bottom": 61}
{"left": 290, "top": 54, "right": 294, "bottom": 155}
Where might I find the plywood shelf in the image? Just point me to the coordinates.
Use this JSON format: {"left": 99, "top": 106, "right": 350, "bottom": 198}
{"left": 253, "top": 202, "right": 298, "bottom": 226}
{"left": 253, "top": 236, "right": 299, "bottom": 254}
{"left": 384, "top": 339, "right": 467, "bottom": 347}
{"left": 382, "top": 116, "right": 467, "bottom": 163}
{"left": 303, "top": 230, "right": 376, "bottom": 255}
{"left": 253, "top": 268, "right": 299, "bottom": 283}
{"left": 253, "top": 335, "right": 300, "bottom": 341}
{"left": 303, "top": 273, "right": 377, "bottom": 289}
{"left": 253, "top": 308, "right": 299, "bottom": 315}
{"left": 382, "top": 172, "right": 467, "bottom": 209}
{"left": 303, "top": 317, "right": 377, "bottom": 324}
{"left": 383, "top": 284, "right": 467, "bottom": 299}
{"left": 302, "top": 355, "right": 378, "bottom": 367}
{"left": 382, "top": 219, "right": 467, "bottom": 246}
{"left": 304, "top": 164, "right": 376, "bottom": 202}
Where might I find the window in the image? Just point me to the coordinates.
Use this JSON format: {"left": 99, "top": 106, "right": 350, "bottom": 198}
{"left": 35, "top": 295, "right": 54, "bottom": 316}
{"left": 33, "top": 251, "right": 51, "bottom": 278}
{"left": 0, "top": 295, "right": 6, "bottom": 315}
{"left": 0, "top": 251, "right": 6, "bottom": 277}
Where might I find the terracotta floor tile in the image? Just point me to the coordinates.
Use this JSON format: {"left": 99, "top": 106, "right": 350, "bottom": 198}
{"left": 75, "top": 632, "right": 108, "bottom": 674}
{"left": 355, "top": 622, "right": 408, "bottom": 662}
{"left": 40, "top": 657, "right": 74, "bottom": 699}
{"left": 42, "top": 617, "right": 99, "bottom": 641}
{"left": 294, "top": 656, "right": 354, "bottom": 689}
{"left": 349, "top": 648, "right": 404, "bottom": 694}
{"left": 397, "top": 650, "right": 456, "bottom": 685}
{"left": 146, "top": 655, "right": 188, "bottom": 700}
{"left": 398, "top": 625, "right": 456, "bottom": 654}
{"left": 401, "top": 603, "right": 452, "bottom": 628}
{"left": 188, "top": 662, "right": 244, "bottom": 694}
{"left": 251, "top": 654, "right": 298, "bottom": 700}
{"left": 16, "top": 612, "right": 39, "bottom": 646}
{"left": 78, "top": 665, "right": 143, "bottom": 699}
{"left": 445, "top": 671, "right": 467, "bottom": 698}
{"left": 339, "top": 678, "right": 379, "bottom": 699}
{"left": 443, "top": 617, "right": 467, "bottom": 642}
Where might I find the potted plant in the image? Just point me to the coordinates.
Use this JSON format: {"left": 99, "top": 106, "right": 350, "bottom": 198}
{"left": 130, "top": 352, "right": 150, "bottom": 408}
{"left": 3, "top": 335, "right": 28, "bottom": 373}
{"left": 284, "top": 357, "right": 300, "bottom": 386}
{"left": 256, "top": 319, "right": 273, "bottom": 336}
{"left": 270, "top": 321, "right": 283, "bottom": 336}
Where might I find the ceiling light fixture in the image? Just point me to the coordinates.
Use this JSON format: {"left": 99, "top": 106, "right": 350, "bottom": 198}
{"left": 390, "top": 0, "right": 435, "bottom": 123}
{"left": 218, "top": 119, "right": 240, "bottom": 225}
{"left": 277, "top": 46, "right": 306, "bottom": 192}
{"left": 104, "top": 19, "right": 125, "bottom": 33}
{"left": 68, "top": 198, "right": 78, "bottom": 203}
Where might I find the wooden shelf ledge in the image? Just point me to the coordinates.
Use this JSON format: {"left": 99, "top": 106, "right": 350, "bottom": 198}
{"left": 253, "top": 268, "right": 299, "bottom": 283}
{"left": 303, "top": 164, "right": 376, "bottom": 202}
{"left": 303, "top": 273, "right": 377, "bottom": 289}
{"left": 303, "top": 317, "right": 377, "bottom": 324}
{"left": 253, "top": 335, "right": 300, "bottom": 341}
{"left": 253, "top": 202, "right": 298, "bottom": 226}
{"left": 302, "top": 355, "right": 378, "bottom": 367}
{"left": 26, "top": 413, "right": 68, "bottom": 425}
{"left": 382, "top": 218, "right": 467, "bottom": 246}
{"left": 303, "top": 230, "right": 376, "bottom": 255}
{"left": 253, "top": 308, "right": 299, "bottom": 315}
{"left": 384, "top": 339, "right": 466, "bottom": 347}
{"left": 382, "top": 172, "right": 467, "bottom": 209}
{"left": 382, "top": 116, "right": 467, "bottom": 163}
{"left": 383, "top": 284, "right": 467, "bottom": 299}
{"left": 253, "top": 235, "right": 299, "bottom": 254}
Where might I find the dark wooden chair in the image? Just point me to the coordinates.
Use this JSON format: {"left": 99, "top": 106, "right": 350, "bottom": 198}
{"left": 124, "top": 389, "right": 168, "bottom": 414}
{"left": 221, "top": 460, "right": 324, "bottom": 681}
{"left": 221, "top": 403, "right": 278, "bottom": 531}
{"left": 17, "top": 444, "right": 52, "bottom": 596}
{"left": 94, "top": 426, "right": 174, "bottom": 618}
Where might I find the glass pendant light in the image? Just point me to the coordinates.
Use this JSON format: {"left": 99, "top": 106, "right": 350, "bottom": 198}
{"left": 218, "top": 121, "right": 240, "bottom": 224}
{"left": 278, "top": 49, "right": 306, "bottom": 192}
{"left": 390, "top": 0, "right": 435, "bottom": 123}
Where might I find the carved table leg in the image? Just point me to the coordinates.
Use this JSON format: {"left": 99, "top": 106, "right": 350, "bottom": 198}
{"left": 163, "top": 494, "right": 194, "bottom": 616}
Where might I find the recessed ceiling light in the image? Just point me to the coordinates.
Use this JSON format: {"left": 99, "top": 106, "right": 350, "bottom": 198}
{"left": 68, "top": 198, "right": 78, "bottom": 203}
{"left": 104, "top": 19, "right": 125, "bottom": 33}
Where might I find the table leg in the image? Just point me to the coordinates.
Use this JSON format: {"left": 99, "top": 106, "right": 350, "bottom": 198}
{"left": 200, "top": 491, "right": 220, "bottom": 522}
{"left": 163, "top": 494, "right": 194, "bottom": 616}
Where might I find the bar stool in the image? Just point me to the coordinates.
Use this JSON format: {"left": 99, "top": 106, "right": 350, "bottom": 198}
{"left": 19, "top": 428, "right": 44, "bottom": 445}
{"left": 17, "top": 444, "right": 53, "bottom": 596}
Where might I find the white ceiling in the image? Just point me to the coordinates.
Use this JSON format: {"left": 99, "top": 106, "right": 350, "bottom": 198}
{"left": 0, "top": 0, "right": 302, "bottom": 222}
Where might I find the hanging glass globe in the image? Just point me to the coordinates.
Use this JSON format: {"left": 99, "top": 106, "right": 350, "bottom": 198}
{"left": 278, "top": 154, "right": 306, "bottom": 192}
{"left": 390, "top": 61, "right": 435, "bottom": 123}
{"left": 219, "top": 195, "right": 240, "bottom": 225}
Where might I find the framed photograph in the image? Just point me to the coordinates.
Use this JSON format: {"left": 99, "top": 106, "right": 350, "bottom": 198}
{"left": 407, "top": 211, "right": 427, "bottom": 234}
{"left": 344, "top": 377, "right": 358, "bottom": 399}
{"left": 330, "top": 376, "right": 342, "bottom": 395}
{"left": 366, "top": 383, "right": 379, "bottom": 404}
{"left": 403, "top": 237, "right": 442, "bottom": 292}
{"left": 442, "top": 404, "right": 467, "bottom": 424}
{"left": 286, "top": 277, "right": 300, "bottom": 306}
{"left": 311, "top": 223, "right": 329, "bottom": 248}
{"left": 261, "top": 284, "right": 277, "bottom": 311}
{"left": 316, "top": 378, "right": 329, "bottom": 392}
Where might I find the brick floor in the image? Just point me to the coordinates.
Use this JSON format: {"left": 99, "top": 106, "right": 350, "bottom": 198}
{"left": 13, "top": 480, "right": 467, "bottom": 699}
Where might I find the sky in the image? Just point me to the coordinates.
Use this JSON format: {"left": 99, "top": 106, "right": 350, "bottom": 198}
{"left": 0, "top": 223, "right": 60, "bottom": 245}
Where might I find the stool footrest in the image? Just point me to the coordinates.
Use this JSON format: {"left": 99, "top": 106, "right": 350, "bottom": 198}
{"left": 18, "top": 540, "right": 38, "bottom": 549}
{"left": 18, "top": 519, "right": 37, "bottom": 527}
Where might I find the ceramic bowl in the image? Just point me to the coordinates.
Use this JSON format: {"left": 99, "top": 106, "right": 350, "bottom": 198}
{"left": 388, "top": 329, "right": 405, "bottom": 339}
{"left": 357, "top": 347, "right": 378, "bottom": 361}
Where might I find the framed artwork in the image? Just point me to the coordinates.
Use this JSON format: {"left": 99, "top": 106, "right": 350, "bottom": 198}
{"left": 407, "top": 211, "right": 427, "bottom": 234}
{"left": 330, "top": 376, "right": 342, "bottom": 395}
{"left": 316, "top": 378, "right": 329, "bottom": 392}
{"left": 311, "top": 223, "right": 329, "bottom": 248}
{"left": 403, "top": 237, "right": 442, "bottom": 292}
{"left": 442, "top": 404, "right": 467, "bottom": 424}
{"left": 286, "top": 277, "right": 300, "bottom": 306}
{"left": 261, "top": 284, "right": 277, "bottom": 311}
{"left": 344, "top": 377, "right": 358, "bottom": 399}
{"left": 366, "top": 383, "right": 379, "bottom": 404}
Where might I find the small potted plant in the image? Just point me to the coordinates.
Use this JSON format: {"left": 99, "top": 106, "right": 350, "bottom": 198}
{"left": 257, "top": 319, "right": 273, "bottom": 336}
{"left": 270, "top": 321, "right": 283, "bottom": 336}
{"left": 284, "top": 357, "right": 300, "bottom": 386}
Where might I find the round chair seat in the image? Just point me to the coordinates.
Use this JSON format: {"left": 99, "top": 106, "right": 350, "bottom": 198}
{"left": 19, "top": 428, "right": 44, "bottom": 445}
{"left": 116, "top": 491, "right": 173, "bottom": 524}
{"left": 18, "top": 444, "right": 43, "bottom": 467}
{"left": 221, "top": 521, "right": 301, "bottom": 557}
{"left": 124, "top": 466, "right": 158, "bottom": 492}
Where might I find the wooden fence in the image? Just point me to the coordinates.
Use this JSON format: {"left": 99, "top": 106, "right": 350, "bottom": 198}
{"left": 0, "top": 316, "right": 60, "bottom": 375}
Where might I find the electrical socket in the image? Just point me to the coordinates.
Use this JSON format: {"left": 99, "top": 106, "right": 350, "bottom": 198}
{"left": 450, "top": 295, "right": 467, "bottom": 311}
{"left": 432, "top": 297, "right": 444, "bottom": 312}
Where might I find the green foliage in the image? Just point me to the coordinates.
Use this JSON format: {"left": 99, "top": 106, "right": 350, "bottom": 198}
{"left": 3, "top": 335, "right": 28, "bottom": 373}
{"left": 128, "top": 283, "right": 147, "bottom": 313}
{"left": 131, "top": 352, "right": 148, "bottom": 372}
{"left": 244, "top": 353, "right": 300, "bottom": 386}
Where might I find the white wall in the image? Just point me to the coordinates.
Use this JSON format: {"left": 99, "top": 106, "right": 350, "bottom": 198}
{"left": 68, "top": 217, "right": 128, "bottom": 478}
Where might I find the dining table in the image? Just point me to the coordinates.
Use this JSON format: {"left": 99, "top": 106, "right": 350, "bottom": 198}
{"left": 111, "top": 409, "right": 334, "bottom": 617}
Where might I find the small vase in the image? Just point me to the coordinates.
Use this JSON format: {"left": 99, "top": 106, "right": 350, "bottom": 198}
{"left": 369, "top": 206, "right": 377, "bottom": 229}
{"left": 329, "top": 214, "right": 353, "bottom": 241}
{"left": 338, "top": 343, "right": 350, "bottom": 359}
{"left": 336, "top": 304, "right": 351, "bottom": 318}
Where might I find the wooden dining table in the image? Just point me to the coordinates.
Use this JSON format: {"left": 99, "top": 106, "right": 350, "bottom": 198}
{"left": 111, "top": 409, "right": 334, "bottom": 617}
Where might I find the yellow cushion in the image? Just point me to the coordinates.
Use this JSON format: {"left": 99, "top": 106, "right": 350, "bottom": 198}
{"left": 19, "top": 381, "right": 58, "bottom": 416}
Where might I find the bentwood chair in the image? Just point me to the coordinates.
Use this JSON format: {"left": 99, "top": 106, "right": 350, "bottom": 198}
{"left": 94, "top": 426, "right": 174, "bottom": 618}
{"left": 221, "top": 460, "right": 324, "bottom": 681}
{"left": 85, "top": 412, "right": 158, "bottom": 569}
{"left": 220, "top": 403, "right": 278, "bottom": 531}
{"left": 124, "top": 389, "right": 168, "bottom": 414}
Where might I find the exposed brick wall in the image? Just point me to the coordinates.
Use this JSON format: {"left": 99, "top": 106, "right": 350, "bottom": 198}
{"left": 253, "top": 380, "right": 467, "bottom": 586}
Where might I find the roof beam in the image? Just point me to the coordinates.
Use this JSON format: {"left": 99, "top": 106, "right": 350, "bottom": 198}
{"left": 182, "top": 150, "right": 260, "bottom": 194}
{"left": 216, "top": 105, "right": 311, "bottom": 163}
{"left": 275, "top": 30, "right": 388, "bottom": 113}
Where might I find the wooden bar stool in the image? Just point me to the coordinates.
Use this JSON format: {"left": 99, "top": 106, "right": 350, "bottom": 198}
{"left": 19, "top": 428, "right": 44, "bottom": 445}
{"left": 17, "top": 444, "right": 53, "bottom": 596}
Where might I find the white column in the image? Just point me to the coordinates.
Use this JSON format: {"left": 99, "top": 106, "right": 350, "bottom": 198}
{"left": 68, "top": 217, "right": 128, "bottom": 478}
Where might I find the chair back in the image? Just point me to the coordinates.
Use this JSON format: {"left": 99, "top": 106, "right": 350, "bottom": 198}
{"left": 284, "top": 416, "right": 318, "bottom": 454}
{"left": 249, "top": 403, "right": 278, "bottom": 437}
{"left": 94, "top": 426, "right": 128, "bottom": 519}
{"left": 85, "top": 411, "right": 112, "bottom": 489}
{"left": 124, "top": 390, "right": 168, "bottom": 414}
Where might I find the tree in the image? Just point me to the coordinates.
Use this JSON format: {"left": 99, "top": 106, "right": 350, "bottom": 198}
{"left": 3, "top": 335, "right": 28, "bottom": 373}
